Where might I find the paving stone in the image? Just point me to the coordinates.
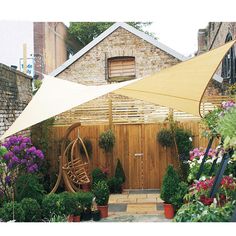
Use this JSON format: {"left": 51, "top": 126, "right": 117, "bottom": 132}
{"left": 128, "top": 194, "right": 147, "bottom": 199}
{"left": 109, "top": 204, "right": 127, "bottom": 212}
{"left": 147, "top": 194, "right": 160, "bottom": 198}
{"left": 136, "top": 198, "right": 157, "bottom": 203}
{"left": 109, "top": 194, "right": 128, "bottom": 199}
{"left": 127, "top": 203, "right": 157, "bottom": 213}
{"left": 128, "top": 189, "right": 160, "bottom": 194}
{"left": 156, "top": 203, "right": 164, "bottom": 210}
{"left": 116, "top": 198, "right": 137, "bottom": 203}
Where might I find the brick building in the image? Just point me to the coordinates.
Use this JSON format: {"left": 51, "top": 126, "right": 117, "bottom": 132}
{"left": 50, "top": 22, "right": 186, "bottom": 85}
{"left": 34, "top": 22, "right": 79, "bottom": 80}
{"left": 198, "top": 22, "right": 236, "bottom": 87}
{"left": 0, "top": 63, "right": 32, "bottom": 136}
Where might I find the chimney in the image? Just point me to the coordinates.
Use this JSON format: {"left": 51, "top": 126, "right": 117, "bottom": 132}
{"left": 197, "top": 29, "right": 207, "bottom": 55}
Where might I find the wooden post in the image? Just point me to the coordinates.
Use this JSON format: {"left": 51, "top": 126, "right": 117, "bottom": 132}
{"left": 23, "top": 43, "right": 27, "bottom": 73}
{"left": 108, "top": 98, "right": 113, "bottom": 128}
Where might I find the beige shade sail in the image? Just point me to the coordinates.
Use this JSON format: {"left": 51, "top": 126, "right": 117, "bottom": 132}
{"left": 115, "top": 40, "right": 236, "bottom": 117}
{"left": 0, "top": 40, "right": 235, "bottom": 140}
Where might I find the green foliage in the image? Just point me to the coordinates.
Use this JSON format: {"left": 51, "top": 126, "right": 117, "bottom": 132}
{"left": 74, "top": 191, "right": 94, "bottom": 210}
{"left": 92, "top": 181, "right": 110, "bottom": 206}
{"left": 41, "top": 194, "right": 64, "bottom": 219}
{"left": 21, "top": 198, "right": 41, "bottom": 222}
{"left": 92, "top": 167, "right": 107, "bottom": 185}
{"left": 68, "top": 22, "right": 154, "bottom": 49}
{"left": 0, "top": 146, "right": 7, "bottom": 157}
{"left": 157, "top": 129, "right": 174, "bottom": 148}
{"left": 217, "top": 107, "right": 236, "bottom": 151}
{"left": 170, "top": 181, "right": 188, "bottom": 210}
{"left": 174, "top": 201, "right": 235, "bottom": 222}
{"left": 175, "top": 128, "right": 193, "bottom": 157}
{"left": 160, "top": 165, "right": 180, "bottom": 204}
{"left": 48, "top": 214, "right": 67, "bottom": 222}
{"left": 79, "top": 138, "right": 93, "bottom": 157}
{"left": 201, "top": 108, "right": 222, "bottom": 138}
{"left": 115, "top": 159, "right": 126, "bottom": 184}
{"left": 98, "top": 129, "right": 115, "bottom": 152}
{"left": 0, "top": 202, "right": 25, "bottom": 222}
{"left": 107, "top": 177, "right": 122, "bottom": 194}
{"left": 60, "top": 192, "right": 82, "bottom": 216}
{"left": 15, "top": 174, "right": 45, "bottom": 204}
{"left": 187, "top": 160, "right": 216, "bottom": 183}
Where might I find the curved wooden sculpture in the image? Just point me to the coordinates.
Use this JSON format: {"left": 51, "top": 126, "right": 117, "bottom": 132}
{"left": 50, "top": 122, "right": 91, "bottom": 193}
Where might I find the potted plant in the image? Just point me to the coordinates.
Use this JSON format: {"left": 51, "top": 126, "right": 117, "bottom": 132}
{"left": 160, "top": 165, "right": 180, "bottom": 219}
{"left": 98, "top": 129, "right": 115, "bottom": 153}
{"left": 157, "top": 129, "right": 174, "bottom": 148}
{"left": 91, "top": 197, "right": 100, "bottom": 221}
{"left": 115, "top": 159, "right": 126, "bottom": 191}
{"left": 107, "top": 177, "right": 122, "bottom": 194}
{"left": 73, "top": 203, "right": 82, "bottom": 222}
{"left": 92, "top": 180, "right": 110, "bottom": 218}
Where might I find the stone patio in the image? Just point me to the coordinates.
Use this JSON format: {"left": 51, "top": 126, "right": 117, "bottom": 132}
{"left": 100, "top": 189, "right": 171, "bottom": 222}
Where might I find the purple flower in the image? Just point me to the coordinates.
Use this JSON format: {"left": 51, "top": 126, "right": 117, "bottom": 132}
{"left": 19, "top": 142, "right": 27, "bottom": 150}
{"left": 13, "top": 146, "right": 20, "bottom": 153}
{"left": 12, "top": 156, "right": 20, "bottom": 164}
{"left": 35, "top": 150, "right": 44, "bottom": 159}
{"left": 5, "top": 176, "right": 11, "bottom": 185}
{"left": 27, "top": 164, "right": 38, "bottom": 173}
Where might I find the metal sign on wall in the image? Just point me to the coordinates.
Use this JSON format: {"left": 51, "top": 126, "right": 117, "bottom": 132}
{"left": 19, "top": 58, "right": 35, "bottom": 77}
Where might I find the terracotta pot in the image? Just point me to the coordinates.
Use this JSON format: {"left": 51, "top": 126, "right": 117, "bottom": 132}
{"left": 73, "top": 215, "right": 81, "bottom": 222}
{"left": 163, "top": 203, "right": 175, "bottom": 219}
{"left": 97, "top": 205, "right": 108, "bottom": 218}
{"left": 81, "top": 183, "right": 90, "bottom": 192}
{"left": 67, "top": 215, "right": 74, "bottom": 222}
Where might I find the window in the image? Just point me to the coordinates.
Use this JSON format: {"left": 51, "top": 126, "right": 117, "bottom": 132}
{"left": 221, "top": 33, "right": 236, "bottom": 84}
{"left": 107, "top": 57, "right": 135, "bottom": 82}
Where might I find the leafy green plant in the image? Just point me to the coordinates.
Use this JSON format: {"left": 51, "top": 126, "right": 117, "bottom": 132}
{"left": 74, "top": 191, "right": 94, "bottom": 210}
{"left": 98, "top": 129, "right": 115, "bottom": 152}
{"left": 92, "top": 167, "right": 107, "bottom": 185}
{"left": 174, "top": 201, "right": 235, "bottom": 222}
{"left": 79, "top": 138, "right": 93, "bottom": 157}
{"left": 107, "top": 177, "right": 122, "bottom": 194}
{"left": 170, "top": 181, "right": 188, "bottom": 210}
{"left": 157, "top": 129, "right": 173, "bottom": 148}
{"left": 160, "top": 165, "right": 180, "bottom": 203}
{"left": 115, "top": 159, "right": 126, "bottom": 184}
{"left": 21, "top": 198, "right": 41, "bottom": 222}
{"left": 175, "top": 128, "right": 193, "bottom": 157}
{"left": 41, "top": 193, "right": 64, "bottom": 219}
{"left": 15, "top": 173, "right": 45, "bottom": 204}
{"left": 0, "top": 202, "right": 25, "bottom": 222}
{"left": 92, "top": 181, "right": 110, "bottom": 206}
{"left": 48, "top": 214, "right": 67, "bottom": 222}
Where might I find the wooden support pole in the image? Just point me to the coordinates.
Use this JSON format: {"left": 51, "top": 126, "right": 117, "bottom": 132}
{"left": 108, "top": 98, "right": 113, "bottom": 129}
{"left": 23, "top": 43, "right": 27, "bottom": 73}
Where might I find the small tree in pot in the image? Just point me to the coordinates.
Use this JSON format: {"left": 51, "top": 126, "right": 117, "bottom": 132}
{"left": 160, "top": 165, "right": 180, "bottom": 219}
{"left": 92, "top": 181, "right": 110, "bottom": 218}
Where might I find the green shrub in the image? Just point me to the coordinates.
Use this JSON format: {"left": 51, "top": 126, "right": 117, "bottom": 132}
{"left": 157, "top": 129, "right": 174, "bottom": 147}
{"left": 170, "top": 181, "right": 188, "bottom": 210}
{"left": 79, "top": 138, "right": 93, "bottom": 157}
{"left": 15, "top": 174, "right": 45, "bottom": 204}
{"left": 92, "top": 167, "right": 107, "bottom": 185}
{"left": 107, "top": 177, "right": 122, "bottom": 194}
{"left": 160, "top": 165, "right": 180, "bottom": 204}
{"left": 92, "top": 181, "right": 110, "bottom": 206}
{"left": 59, "top": 192, "right": 82, "bottom": 216}
{"left": 21, "top": 198, "right": 41, "bottom": 222}
{"left": 174, "top": 201, "right": 235, "bottom": 222}
{"left": 49, "top": 214, "right": 67, "bottom": 222}
{"left": 0, "top": 202, "right": 25, "bottom": 222}
{"left": 115, "top": 159, "right": 126, "bottom": 184}
{"left": 74, "top": 191, "right": 94, "bottom": 210}
{"left": 98, "top": 129, "right": 115, "bottom": 152}
{"left": 41, "top": 193, "right": 64, "bottom": 219}
{"left": 175, "top": 128, "right": 193, "bottom": 157}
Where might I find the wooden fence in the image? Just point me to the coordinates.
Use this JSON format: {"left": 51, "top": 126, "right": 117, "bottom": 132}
{"left": 48, "top": 121, "right": 219, "bottom": 189}
{"left": 53, "top": 94, "right": 229, "bottom": 126}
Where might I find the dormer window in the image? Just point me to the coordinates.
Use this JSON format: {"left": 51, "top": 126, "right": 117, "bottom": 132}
{"left": 107, "top": 56, "right": 135, "bottom": 82}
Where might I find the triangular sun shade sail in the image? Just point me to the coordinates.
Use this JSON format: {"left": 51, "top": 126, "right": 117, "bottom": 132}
{"left": 0, "top": 40, "right": 235, "bottom": 140}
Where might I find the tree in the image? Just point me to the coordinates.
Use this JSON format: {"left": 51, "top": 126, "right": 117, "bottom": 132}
{"left": 68, "top": 22, "right": 154, "bottom": 50}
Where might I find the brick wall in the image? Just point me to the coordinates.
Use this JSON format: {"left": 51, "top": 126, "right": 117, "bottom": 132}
{"left": 57, "top": 27, "right": 180, "bottom": 85}
{"left": 0, "top": 63, "right": 32, "bottom": 137}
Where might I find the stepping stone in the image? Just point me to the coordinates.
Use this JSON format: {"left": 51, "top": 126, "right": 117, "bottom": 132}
{"left": 127, "top": 203, "right": 157, "bottom": 213}
{"left": 136, "top": 198, "right": 158, "bottom": 203}
{"left": 109, "top": 204, "right": 127, "bottom": 212}
{"left": 128, "top": 194, "right": 147, "bottom": 199}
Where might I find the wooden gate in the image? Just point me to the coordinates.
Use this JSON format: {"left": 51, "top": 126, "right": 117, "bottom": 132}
{"left": 49, "top": 122, "right": 213, "bottom": 189}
